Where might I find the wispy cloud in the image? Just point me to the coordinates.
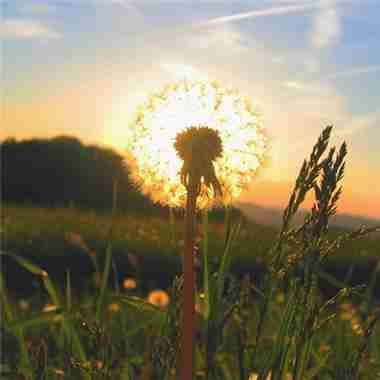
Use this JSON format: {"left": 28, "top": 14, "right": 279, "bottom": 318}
{"left": 200, "top": 3, "right": 319, "bottom": 26}
{"left": 326, "top": 65, "right": 380, "bottom": 79}
{"left": 311, "top": 0, "right": 341, "bottom": 49}
{"left": 0, "top": 19, "right": 62, "bottom": 40}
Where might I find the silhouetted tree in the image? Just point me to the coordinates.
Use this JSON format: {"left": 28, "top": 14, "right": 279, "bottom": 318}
{"left": 1, "top": 136, "right": 245, "bottom": 220}
{"left": 1, "top": 136, "right": 157, "bottom": 214}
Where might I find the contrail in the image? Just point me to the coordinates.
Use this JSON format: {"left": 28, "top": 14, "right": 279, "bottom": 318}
{"left": 200, "top": 3, "right": 320, "bottom": 26}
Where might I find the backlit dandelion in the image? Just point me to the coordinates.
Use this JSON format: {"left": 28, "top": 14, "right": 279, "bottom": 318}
{"left": 126, "top": 79, "right": 268, "bottom": 209}
{"left": 126, "top": 77, "right": 267, "bottom": 380}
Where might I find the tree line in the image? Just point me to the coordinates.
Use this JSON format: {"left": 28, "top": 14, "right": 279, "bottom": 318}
{"left": 1, "top": 136, "right": 244, "bottom": 220}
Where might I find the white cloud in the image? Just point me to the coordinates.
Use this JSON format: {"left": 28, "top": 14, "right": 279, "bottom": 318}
{"left": 311, "top": 0, "right": 341, "bottom": 49}
{"left": 200, "top": 3, "right": 319, "bottom": 26}
{"left": 0, "top": 19, "right": 61, "bottom": 40}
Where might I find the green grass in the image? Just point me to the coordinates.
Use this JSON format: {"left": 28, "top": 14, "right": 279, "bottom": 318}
{"left": 2, "top": 204, "right": 380, "bottom": 379}
{"left": 2, "top": 203, "right": 379, "bottom": 294}
{"left": 2, "top": 126, "right": 380, "bottom": 379}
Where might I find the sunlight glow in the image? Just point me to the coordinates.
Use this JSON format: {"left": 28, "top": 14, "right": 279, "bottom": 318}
{"left": 126, "top": 78, "right": 268, "bottom": 209}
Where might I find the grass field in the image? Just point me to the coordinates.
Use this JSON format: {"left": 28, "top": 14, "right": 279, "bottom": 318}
{"left": 1, "top": 203, "right": 380, "bottom": 379}
{"left": 2, "top": 128, "right": 380, "bottom": 380}
{"left": 2, "top": 204, "right": 379, "bottom": 296}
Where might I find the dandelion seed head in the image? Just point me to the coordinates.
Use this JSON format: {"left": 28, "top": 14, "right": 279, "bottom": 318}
{"left": 126, "top": 79, "right": 268, "bottom": 209}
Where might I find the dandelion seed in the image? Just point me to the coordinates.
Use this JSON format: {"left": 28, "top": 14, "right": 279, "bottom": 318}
{"left": 147, "top": 289, "right": 170, "bottom": 309}
{"left": 108, "top": 303, "right": 120, "bottom": 313}
{"left": 123, "top": 277, "right": 137, "bottom": 290}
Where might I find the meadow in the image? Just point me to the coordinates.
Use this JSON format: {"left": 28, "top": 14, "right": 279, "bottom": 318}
{"left": 2, "top": 127, "right": 380, "bottom": 380}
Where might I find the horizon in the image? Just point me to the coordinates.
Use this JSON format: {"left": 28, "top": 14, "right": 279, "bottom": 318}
{"left": 2, "top": 0, "right": 379, "bottom": 219}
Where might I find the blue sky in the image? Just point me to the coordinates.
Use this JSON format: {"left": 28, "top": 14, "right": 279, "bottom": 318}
{"left": 1, "top": 0, "right": 380, "bottom": 217}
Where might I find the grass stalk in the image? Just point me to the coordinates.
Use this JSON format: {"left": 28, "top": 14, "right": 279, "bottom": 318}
{"left": 96, "top": 178, "right": 118, "bottom": 320}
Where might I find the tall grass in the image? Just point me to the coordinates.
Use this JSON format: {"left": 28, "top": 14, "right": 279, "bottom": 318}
{"left": 1, "top": 126, "right": 380, "bottom": 379}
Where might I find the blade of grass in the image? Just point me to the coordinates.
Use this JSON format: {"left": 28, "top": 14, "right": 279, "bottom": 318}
{"left": 0, "top": 272, "right": 32, "bottom": 378}
{"left": 3, "top": 251, "right": 47, "bottom": 277}
{"left": 3, "top": 253, "right": 88, "bottom": 378}
{"left": 216, "top": 220, "right": 241, "bottom": 303}
{"left": 65, "top": 270, "right": 72, "bottom": 311}
{"left": 96, "top": 178, "right": 118, "bottom": 320}
{"left": 202, "top": 208, "right": 210, "bottom": 319}
{"left": 6, "top": 309, "right": 65, "bottom": 331}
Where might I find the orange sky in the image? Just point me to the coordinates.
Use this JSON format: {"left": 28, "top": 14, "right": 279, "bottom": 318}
{"left": 2, "top": 83, "right": 379, "bottom": 221}
{"left": 2, "top": 69, "right": 379, "bottom": 221}
{"left": 239, "top": 179, "right": 380, "bottom": 220}
{"left": 2, "top": 0, "right": 380, "bottom": 221}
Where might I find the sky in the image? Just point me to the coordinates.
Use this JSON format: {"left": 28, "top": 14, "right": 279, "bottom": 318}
{"left": 1, "top": 0, "right": 379, "bottom": 219}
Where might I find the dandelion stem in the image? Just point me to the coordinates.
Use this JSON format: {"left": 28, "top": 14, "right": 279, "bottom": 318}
{"left": 181, "top": 175, "right": 198, "bottom": 380}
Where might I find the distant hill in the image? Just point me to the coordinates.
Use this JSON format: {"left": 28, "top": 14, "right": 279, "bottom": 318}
{"left": 236, "top": 201, "right": 380, "bottom": 236}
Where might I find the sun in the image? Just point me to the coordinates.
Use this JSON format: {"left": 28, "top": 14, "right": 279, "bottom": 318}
{"left": 125, "top": 77, "right": 268, "bottom": 209}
